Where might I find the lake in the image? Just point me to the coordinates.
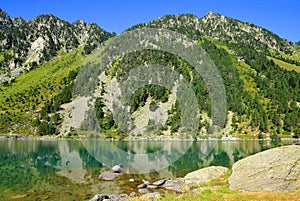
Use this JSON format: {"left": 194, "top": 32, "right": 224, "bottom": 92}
{"left": 0, "top": 139, "right": 294, "bottom": 200}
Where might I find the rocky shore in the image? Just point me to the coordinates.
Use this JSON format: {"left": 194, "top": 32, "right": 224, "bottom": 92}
{"left": 90, "top": 145, "right": 300, "bottom": 201}
{"left": 91, "top": 165, "right": 229, "bottom": 201}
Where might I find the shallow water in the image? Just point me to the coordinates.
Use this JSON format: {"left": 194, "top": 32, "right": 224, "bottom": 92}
{"left": 0, "top": 139, "right": 293, "bottom": 200}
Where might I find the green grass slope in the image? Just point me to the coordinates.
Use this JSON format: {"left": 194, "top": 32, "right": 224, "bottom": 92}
{"left": 0, "top": 48, "right": 85, "bottom": 134}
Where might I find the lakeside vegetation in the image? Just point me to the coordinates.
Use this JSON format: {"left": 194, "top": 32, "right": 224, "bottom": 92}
{"left": 130, "top": 172, "right": 300, "bottom": 201}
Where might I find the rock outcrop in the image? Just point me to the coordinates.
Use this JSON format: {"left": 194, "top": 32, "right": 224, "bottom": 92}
{"left": 184, "top": 166, "right": 229, "bottom": 187}
{"left": 229, "top": 145, "right": 300, "bottom": 192}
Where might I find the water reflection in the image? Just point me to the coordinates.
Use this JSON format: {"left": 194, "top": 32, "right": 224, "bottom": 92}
{"left": 0, "top": 139, "right": 292, "bottom": 200}
{"left": 82, "top": 140, "right": 199, "bottom": 174}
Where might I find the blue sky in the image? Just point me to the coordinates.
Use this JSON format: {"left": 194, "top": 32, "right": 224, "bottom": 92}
{"left": 1, "top": 0, "right": 299, "bottom": 42}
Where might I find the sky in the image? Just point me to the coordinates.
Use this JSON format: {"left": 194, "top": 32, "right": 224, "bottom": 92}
{"left": 1, "top": 0, "right": 299, "bottom": 42}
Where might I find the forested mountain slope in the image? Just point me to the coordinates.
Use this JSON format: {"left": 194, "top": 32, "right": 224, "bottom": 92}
{"left": 0, "top": 10, "right": 299, "bottom": 138}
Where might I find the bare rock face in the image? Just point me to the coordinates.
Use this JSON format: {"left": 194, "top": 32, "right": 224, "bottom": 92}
{"left": 183, "top": 166, "right": 229, "bottom": 187}
{"left": 25, "top": 36, "right": 46, "bottom": 64}
{"left": 229, "top": 145, "right": 300, "bottom": 192}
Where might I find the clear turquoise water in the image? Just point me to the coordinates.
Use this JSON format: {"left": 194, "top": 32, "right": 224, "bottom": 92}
{"left": 0, "top": 139, "right": 292, "bottom": 200}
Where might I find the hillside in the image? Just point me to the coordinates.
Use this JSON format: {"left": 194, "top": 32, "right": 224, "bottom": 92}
{"left": 128, "top": 12, "right": 294, "bottom": 55}
{"left": 0, "top": 10, "right": 299, "bottom": 138}
{"left": 0, "top": 9, "right": 114, "bottom": 83}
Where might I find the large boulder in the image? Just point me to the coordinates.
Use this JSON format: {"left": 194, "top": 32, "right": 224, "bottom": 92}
{"left": 183, "top": 166, "right": 229, "bottom": 187}
{"left": 229, "top": 145, "right": 300, "bottom": 192}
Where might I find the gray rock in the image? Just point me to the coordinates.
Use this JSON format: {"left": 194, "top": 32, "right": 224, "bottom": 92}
{"left": 137, "top": 183, "right": 147, "bottom": 189}
{"left": 147, "top": 184, "right": 158, "bottom": 189}
{"left": 183, "top": 166, "right": 229, "bottom": 187}
{"left": 98, "top": 171, "right": 121, "bottom": 181}
{"left": 129, "top": 192, "right": 136, "bottom": 197}
{"left": 137, "top": 180, "right": 150, "bottom": 188}
{"left": 229, "top": 145, "right": 300, "bottom": 192}
{"left": 90, "top": 194, "right": 129, "bottom": 201}
{"left": 112, "top": 165, "right": 122, "bottom": 173}
{"left": 109, "top": 194, "right": 129, "bottom": 201}
{"left": 163, "top": 178, "right": 184, "bottom": 193}
{"left": 142, "top": 180, "right": 150, "bottom": 185}
{"left": 90, "top": 194, "right": 110, "bottom": 201}
{"left": 140, "top": 192, "right": 162, "bottom": 201}
{"left": 138, "top": 188, "right": 149, "bottom": 194}
{"left": 152, "top": 178, "right": 170, "bottom": 186}
{"left": 294, "top": 141, "right": 300, "bottom": 145}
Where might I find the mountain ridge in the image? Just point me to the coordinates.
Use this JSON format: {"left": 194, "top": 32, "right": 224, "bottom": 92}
{"left": 128, "top": 11, "right": 294, "bottom": 55}
{"left": 0, "top": 8, "right": 114, "bottom": 83}
{"left": 0, "top": 9, "right": 299, "bottom": 138}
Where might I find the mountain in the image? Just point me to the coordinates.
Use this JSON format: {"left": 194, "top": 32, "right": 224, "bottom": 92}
{"left": 0, "top": 9, "right": 114, "bottom": 83}
{"left": 128, "top": 12, "right": 294, "bottom": 55}
{"left": 0, "top": 9, "right": 299, "bottom": 138}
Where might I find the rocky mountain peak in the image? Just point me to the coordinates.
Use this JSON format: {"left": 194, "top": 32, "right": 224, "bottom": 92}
{"left": 129, "top": 12, "right": 294, "bottom": 54}
{"left": 203, "top": 11, "right": 226, "bottom": 22}
{"left": 0, "top": 9, "right": 113, "bottom": 83}
{"left": 32, "top": 14, "right": 58, "bottom": 23}
{"left": 0, "top": 9, "right": 13, "bottom": 30}
{"left": 12, "top": 17, "right": 25, "bottom": 26}
{"left": 73, "top": 20, "right": 86, "bottom": 26}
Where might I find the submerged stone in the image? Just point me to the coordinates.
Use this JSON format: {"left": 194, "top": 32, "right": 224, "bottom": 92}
{"left": 98, "top": 171, "right": 121, "bottom": 181}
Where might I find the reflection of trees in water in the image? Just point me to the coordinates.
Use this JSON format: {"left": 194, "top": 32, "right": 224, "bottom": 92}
{"left": 79, "top": 146, "right": 103, "bottom": 168}
{"left": 168, "top": 140, "right": 275, "bottom": 177}
{"left": 209, "top": 151, "right": 230, "bottom": 167}
{"left": 0, "top": 140, "right": 61, "bottom": 191}
{"left": 0, "top": 139, "right": 288, "bottom": 193}
{"left": 0, "top": 140, "right": 105, "bottom": 196}
{"left": 83, "top": 140, "right": 195, "bottom": 173}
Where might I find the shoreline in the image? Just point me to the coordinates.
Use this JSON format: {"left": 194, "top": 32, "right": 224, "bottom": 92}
{"left": 0, "top": 133, "right": 299, "bottom": 143}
